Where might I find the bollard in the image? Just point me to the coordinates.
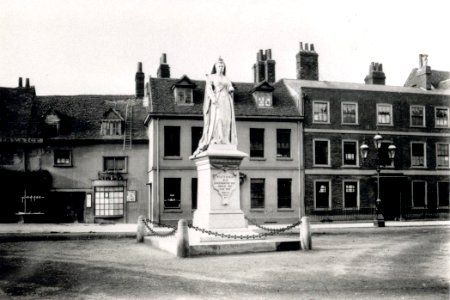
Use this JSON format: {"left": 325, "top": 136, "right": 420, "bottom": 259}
{"left": 137, "top": 215, "right": 146, "bottom": 243}
{"left": 300, "top": 216, "right": 312, "bottom": 250}
{"left": 176, "top": 219, "right": 190, "bottom": 258}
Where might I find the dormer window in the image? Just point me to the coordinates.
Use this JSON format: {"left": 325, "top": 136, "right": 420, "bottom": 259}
{"left": 101, "top": 108, "right": 124, "bottom": 136}
{"left": 44, "top": 113, "right": 61, "bottom": 137}
{"left": 175, "top": 88, "right": 193, "bottom": 105}
{"left": 250, "top": 81, "right": 274, "bottom": 108}
{"left": 172, "top": 75, "right": 196, "bottom": 106}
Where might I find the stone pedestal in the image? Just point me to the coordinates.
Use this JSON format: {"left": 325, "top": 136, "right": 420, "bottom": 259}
{"left": 190, "top": 144, "right": 248, "bottom": 230}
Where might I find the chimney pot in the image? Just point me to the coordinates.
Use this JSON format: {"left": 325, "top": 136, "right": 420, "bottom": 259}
{"left": 18, "top": 77, "right": 23, "bottom": 88}
{"left": 305, "top": 43, "right": 309, "bottom": 51}
{"left": 160, "top": 53, "right": 167, "bottom": 64}
{"left": 310, "top": 44, "right": 315, "bottom": 52}
{"left": 300, "top": 42, "right": 303, "bottom": 50}
{"left": 25, "top": 78, "right": 30, "bottom": 88}
{"left": 137, "top": 62, "right": 143, "bottom": 72}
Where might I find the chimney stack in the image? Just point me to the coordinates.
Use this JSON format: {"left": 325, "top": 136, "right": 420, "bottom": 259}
{"left": 157, "top": 53, "right": 171, "bottom": 78}
{"left": 252, "top": 49, "right": 276, "bottom": 84}
{"left": 296, "top": 42, "right": 319, "bottom": 80}
{"left": 417, "top": 54, "right": 432, "bottom": 90}
{"left": 18, "top": 77, "right": 23, "bottom": 88}
{"left": 25, "top": 78, "right": 30, "bottom": 88}
{"left": 364, "top": 62, "right": 386, "bottom": 85}
{"left": 135, "top": 62, "right": 145, "bottom": 99}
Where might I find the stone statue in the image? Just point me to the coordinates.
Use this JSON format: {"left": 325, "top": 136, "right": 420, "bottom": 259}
{"left": 193, "top": 57, "right": 237, "bottom": 156}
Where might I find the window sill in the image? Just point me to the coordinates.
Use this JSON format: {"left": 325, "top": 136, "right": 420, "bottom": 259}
{"left": 435, "top": 125, "right": 450, "bottom": 129}
{"left": 411, "top": 207, "right": 426, "bottom": 210}
{"left": 410, "top": 125, "right": 425, "bottom": 128}
{"left": 343, "top": 208, "right": 360, "bottom": 211}
{"left": 250, "top": 157, "right": 266, "bottom": 161}
{"left": 376, "top": 124, "right": 394, "bottom": 126}
{"left": 312, "top": 121, "right": 330, "bottom": 125}
{"left": 163, "top": 209, "right": 183, "bottom": 213}
{"left": 314, "top": 208, "right": 331, "bottom": 211}
{"left": 163, "top": 156, "right": 182, "bottom": 160}
{"left": 410, "top": 166, "right": 427, "bottom": 169}
{"left": 250, "top": 208, "right": 265, "bottom": 212}
{"left": 94, "top": 215, "right": 123, "bottom": 219}
{"left": 313, "top": 164, "right": 331, "bottom": 168}
{"left": 436, "top": 167, "right": 450, "bottom": 169}
{"left": 341, "top": 123, "right": 359, "bottom": 126}
{"left": 341, "top": 165, "right": 360, "bottom": 168}
{"left": 276, "top": 157, "right": 293, "bottom": 161}
{"left": 53, "top": 164, "right": 73, "bottom": 168}
{"left": 277, "top": 208, "right": 294, "bottom": 212}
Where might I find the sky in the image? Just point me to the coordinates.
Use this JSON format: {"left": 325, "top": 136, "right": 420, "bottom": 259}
{"left": 1, "top": 0, "right": 449, "bottom": 95}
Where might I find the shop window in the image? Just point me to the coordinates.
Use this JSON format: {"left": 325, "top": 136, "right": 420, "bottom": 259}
{"left": 250, "top": 128, "right": 264, "bottom": 158}
{"left": 164, "top": 178, "right": 181, "bottom": 209}
{"left": 377, "top": 104, "right": 393, "bottom": 125}
{"left": 250, "top": 178, "right": 265, "bottom": 209}
{"left": 315, "top": 180, "right": 330, "bottom": 209}
{"left": 410, "top": 106, "right": 425, "bottom": 127}
{"left": 54, "top": 149, "right": 72, "bottom": 166}
{"left": 103, "top": 156, "right": 127, "bottom": 173}
{"left": 191, "top": 178, "right": 197, "bottom": 210}
{"left": 95, "top": 186, "right": 124, "bottom": 216}
{"left": 314, "top": 139, "right": 330, "bottom": 166}
{"left": 436, "top": 144, "right": 450, "bottom": 167}
{"left": 341, "top": 102, "right": 358, "bottom": 124}
{"left": 343, "top": 181, "right": 358, "bottom": 209}
{"left": 277, "top": 178, "right": 292, "bottom": 209}
{"left": 438, "top": 182, "right": 450, "bottom": 207}
{"left": 412, "top": 181, "right": 426, "bottom": 208}
{"left": 313, "top": 101, "right": 329, "bottom": 123}
{"left": 343, "top": 141, "right": 357, "bottom": 166}
{"left": 191, "top": 127, "right": 203, "bottom": 154}
{"left": 435, "top": 107, "right": 449, "bottom": 127}
{"left": 276, "top": 129, "right": 291, "bottom": 158}
{"left": 411, "top": 143, "right": 426, "bottom": 167}
{"left": 164, "top": 126, "right": 180, "bottom": 157}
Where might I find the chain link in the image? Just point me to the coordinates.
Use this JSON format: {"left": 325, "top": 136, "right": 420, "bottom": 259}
{"left": 143, "top": 218, "right": 177, "bottom": 237}
{"left": 244, "top": 215, "right": 301, "bottom": 233}
{"left": 142, "top": 217, "right": 301, "bottom": 240}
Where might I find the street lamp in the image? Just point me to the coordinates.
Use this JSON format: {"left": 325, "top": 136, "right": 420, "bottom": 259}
{"left": 360, "top": 134, "right": 396, "bottom": 227}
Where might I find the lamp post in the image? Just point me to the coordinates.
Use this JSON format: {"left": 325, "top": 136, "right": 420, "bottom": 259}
{"left": 360, "top": 134, "right": 396, "bottom": 227}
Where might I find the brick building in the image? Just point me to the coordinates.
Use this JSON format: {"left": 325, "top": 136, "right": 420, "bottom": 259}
{"left": 288, "top": 45, "right": 450, "bottom": 221}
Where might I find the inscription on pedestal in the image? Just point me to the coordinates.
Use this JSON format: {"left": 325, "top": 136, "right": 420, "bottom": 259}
{"left": 212, "top": 170, "right": 238, "bottom": 206}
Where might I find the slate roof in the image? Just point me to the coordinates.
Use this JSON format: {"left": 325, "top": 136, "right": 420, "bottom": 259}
{"left": 0, "top": 87, "right": 36, "bottom": 138}
{"left": 29, "top": 95, "right": 148, "bottom": 140}
{"left": 404, "top": 68, "right": 450, "bottom": 90}
{"left": 147, "top": 77, "right": 302, "bottom": 119}
{"left": 283, "top": 79, "right": 450, "bottom": 95}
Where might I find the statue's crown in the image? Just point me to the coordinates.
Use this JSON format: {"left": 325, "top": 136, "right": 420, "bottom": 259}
{"left": 217, "top": 56, "right": 224, "bottom": 63}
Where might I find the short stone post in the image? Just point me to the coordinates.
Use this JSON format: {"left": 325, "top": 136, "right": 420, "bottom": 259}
{"left": 300, "top": 216, "right": 312, "bottom": 251}
{"left": 176, "top": 219, "right": 190, "bottom": 258}
{"left": 137, "top": 215, "right": 146, "bottom": 243}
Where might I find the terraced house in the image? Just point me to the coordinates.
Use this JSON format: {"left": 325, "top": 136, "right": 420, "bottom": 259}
{"left": 1, "top": 43, "right": 449, "bottom": 224}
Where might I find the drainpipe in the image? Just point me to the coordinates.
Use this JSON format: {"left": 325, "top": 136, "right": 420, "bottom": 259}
{"left": 156, "top": 118, "right": 160, "bottom": 223}
{"left": 298, "top": 121, "right": 305, "bottom": 219}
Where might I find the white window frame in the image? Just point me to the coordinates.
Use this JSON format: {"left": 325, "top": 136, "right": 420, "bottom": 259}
{"left": 376, "top": 103, "right": 393, "bottom": 126}
{"left": 410, "top": 142, "right": 427, "bottom": 168}
{"left": 410, "top": 105, "right": 425, "bottom": 127}
{"left": 341, "top": 102, "right": 359, "bottom": 125}
{"left": 436, "top": 143, "right": 450, "bottom": 168}
{"left": 437, "top": 181, "right": 450, "bottom": 208}
{"left": 411, "top": 180, "right": 427, "bottom": 208}
{"left": 314, "top": 179, "right": 332, "bottom": 210}
{"left": 94, "top": 186, "right": 124, "bottom": 217}
{"left": 341, "top": 140, "right": 359, "bottom": 167}
{"left": 313, "top": 139, "right": 331, "bottom": 167}
{"left": 435, "top": 107, "right": 449, "bottom": 128}
{"left": 174, "top": 88, "right": 194, "bottom": 106}
{"left": 342, "top": 180, "right": 360, "bottom": 210}
{"left": 312, "top": 101, "right": 330, "bottom": 124}
{"left": 250, "top": 178, "right": 265, "bottom": 210}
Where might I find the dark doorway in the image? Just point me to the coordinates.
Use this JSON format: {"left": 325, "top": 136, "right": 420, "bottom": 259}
{"left": 379, "top": 176, "right": 407, "bottom": 220}
{"left": 47, "top": 192, "right": 85, "bottom": 223}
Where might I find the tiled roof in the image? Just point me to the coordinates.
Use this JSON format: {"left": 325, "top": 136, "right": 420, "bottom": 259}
{"left": 30, "top": 95, "right": 148, "bottom": 140}
{"left": 283, "top": 79, "right": 450, "bottom": 95}
{"left": 0, "top": 87, "right": 35, "bottom": 138}
{"left": 148, "top": 77, "right": 302, "bottom": 118}
{"left": 404, "top": 68, "right": 450, "bottom": 90}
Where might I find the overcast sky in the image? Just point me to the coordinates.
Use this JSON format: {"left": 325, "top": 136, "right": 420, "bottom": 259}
{"left": 1, "top": 0, "right": 449, "bottom": 95}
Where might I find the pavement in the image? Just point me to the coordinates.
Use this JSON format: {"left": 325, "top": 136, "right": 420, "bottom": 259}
{"left": 0, "top": 219, "right": 449, "bottom": 237}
